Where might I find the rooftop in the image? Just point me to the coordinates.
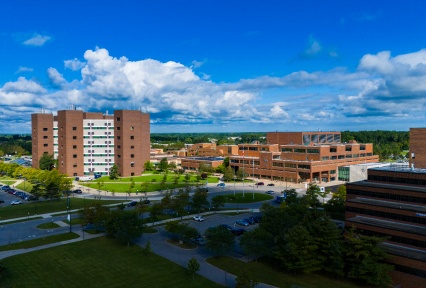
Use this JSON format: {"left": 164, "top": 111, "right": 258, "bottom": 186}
{"left": 348, "top": 197, "right": 426, "bottom": 213}
{"left": 370, "top": 165, "right": 426, "bottom": 174}
{"left": 347, "top": 216, "right": 426, "bottom": 236}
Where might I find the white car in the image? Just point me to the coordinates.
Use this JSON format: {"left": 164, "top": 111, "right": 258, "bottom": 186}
{"left": 11, "top": 200, "right": 22, "bottom": 205}
{"left": 192, "top": 215, "right": 204, "bottom": 222}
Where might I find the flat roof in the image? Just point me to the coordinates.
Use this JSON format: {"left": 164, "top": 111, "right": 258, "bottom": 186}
{"left": 370, "top": 165, "right": 426, "bottom": 174}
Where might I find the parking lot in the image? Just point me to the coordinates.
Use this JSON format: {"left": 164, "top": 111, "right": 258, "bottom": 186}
{"left": 0, "top": 186, "right": 31, "bottom": 206}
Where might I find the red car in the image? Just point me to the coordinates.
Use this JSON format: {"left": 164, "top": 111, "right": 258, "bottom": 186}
{"left": 256, "top": 182, "right": 264, "bottom": 186}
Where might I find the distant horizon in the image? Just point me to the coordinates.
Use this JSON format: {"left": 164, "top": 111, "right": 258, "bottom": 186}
{"left": 1, "top": 1, "right": 426, "bottom": 133}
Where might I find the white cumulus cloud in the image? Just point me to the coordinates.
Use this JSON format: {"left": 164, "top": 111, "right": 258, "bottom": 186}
{"left": 64, "top": 58, "right": 86, "bottom": 71}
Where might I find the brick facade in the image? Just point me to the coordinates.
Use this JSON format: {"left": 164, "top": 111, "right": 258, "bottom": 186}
{"left": 31, "top": 113, "right": 54, "bottom": 169}
{"left": 346, "top": 167, "right": 426, "bottom": 287}
{"left": 410, "top": 128, "right": 426, "bottom": 169}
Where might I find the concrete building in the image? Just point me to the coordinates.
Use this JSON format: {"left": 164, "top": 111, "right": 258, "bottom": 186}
{"left": 229, "top": 132, "right": 378, "bottom": 184}
{"left": 338, "top": 162, "right": 405, "bottom": 182}
{"left": 32, "top": 109, "right": 150, "bottom": 177}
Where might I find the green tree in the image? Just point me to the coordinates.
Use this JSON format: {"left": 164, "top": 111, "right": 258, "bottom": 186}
{"left": 223, "top": 156, "right": 230, "bottom": 168}
{"left": 149, "top": 203, "right": 162, "bottom": 221}
{"left": 345, "top": 230, "right": 393, "bottom": 286}
{"left": 109, "top": 164, "right": 120, "bottom": 180}
{"left": 240, "top": 228, "right": 274, "bottom": 261}
{"left": 142, "top": 240, "right": 152, "bottom": 256}
{"left": 159, "top": 157, "right": 169, "bottom": 171}
{"left": 223, "top": 166, "right": 234, "bottom": 182}
{"left": 143, "top": 160, "right": 154, "bottom": 171}
{"left": 38, "top": 153, "right": 55, "bottom": 170}
{"left": 205, "top": 226, "right": 235, "bottom": 256}
{"left": 105, "top": 210, "right": 144, "bottom": 246}
{"left": 235, "top": 271, "right": 258, "bottom": 288}
{"left": 79, "top": 200, "right": 110, "bottom": 231}
{"left": 305, "top": 183, "right": 321, "bottom": 208}
{"left": 187, "top": 257, "right": 200, "bottom": 282}
{"left": 236, "top": 169, "right": 247, "bottom": 181}
{"left": 211, "top": 195, "right": 225, "bottom": 211}
{"left": 191, "top": 187, "right": 209, "bottom": 214}
{"left": 172, "top": 189, "right": 190, "bottom": 218}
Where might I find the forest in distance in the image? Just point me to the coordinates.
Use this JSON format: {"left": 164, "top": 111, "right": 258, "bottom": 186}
{"left": 0, "top": 130, "right": 410, "bottom": 161}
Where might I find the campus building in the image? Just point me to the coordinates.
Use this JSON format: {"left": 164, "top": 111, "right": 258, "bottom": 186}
{"left": 345, "top": 128, "right": 426, "bottom": 287}
{"left": 32, "top": 109, "right": 150, "bottom": 177}
{"left": 228, "top": 132, "right": 378, "bottom": 183}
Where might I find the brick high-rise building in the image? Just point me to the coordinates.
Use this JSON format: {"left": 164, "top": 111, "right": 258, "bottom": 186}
{"left": 410, "top": 128, "right": 426, "bottom": 169}
{"left": 32, "top": 109, "right": 150, "bottom": 177}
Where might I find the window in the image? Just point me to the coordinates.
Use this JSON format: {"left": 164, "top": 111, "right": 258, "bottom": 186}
{"left": 116, "top": 117, "right": 121, "bottom": 121}
{"left": 131, "top": 162, "right": 135, "bottom": 167}
{"left": 117, "top": 145, "right": 121, "bottom": 149}
{"left": 131, "top": 154, "right": 135, "bottom": 158}
{"left": 131, "top": 172, "right": 135, "bottom": 176}
{"left": 73, "top": 145, "right": 77, "bottom": 149}
{"left": 282, "top": 148, "right": 293, "bottom": 152}
{"left": 294, "top": 148, "right": 305, "bottom": 153}
{"left": 345, "top": 146, "right": 352, "bottom": 152}
{"left": 130, "top": 146, "right": 134, "bottom": 149}
{"left": 73, "top": 136, "right": 77, "bottom": 140}
{"left": 130, "top": 126, "right": 134, "bottom": 130}
{"left": 360, "top": 145, "right": 366, "bottom": 151}
{"left": 73, "top": 127, "right": 77, "bottom": 131}
{"left": 117, "top": 127, "right": 121, "bottom": 130}
{"left": 73, "top": 164, "right": 77, "bottom": 168}
{"left": 43, "top": 128, "right": 48, "bottom": 131}
{"left": 130, "top": 136, "right": 134, "bottom": 140}
{"left": 117, "top": 154, "right": 121, "bottom": 158}
{"left": 73, "top": 154, "right": 77, "bottom": 158}
{"left": 43, "top": 144, "right": 48, "bottom": 147}
{"left": 330, "top": 148, "right": 337, "bottom": 153}
{"left": 43, "top": 136, "right": 48, "bottom": 139}
{"left": 117, "top": 136, "right": 121, "bottom": 140}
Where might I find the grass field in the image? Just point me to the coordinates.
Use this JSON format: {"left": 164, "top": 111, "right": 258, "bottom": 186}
{"left": 0, "top": 233, "right": 79, "bottom": 252}
{"left": 214, "top": 192, "right": 273, "bottom": 204}
{"left": 207, "top": 256, "right": 367, "bottom": 288}
{"left": 0, "top": 237, "right": 221, "bottom": 288}
{"left": 0, "top": 198, "right": 123, "bottom": 220}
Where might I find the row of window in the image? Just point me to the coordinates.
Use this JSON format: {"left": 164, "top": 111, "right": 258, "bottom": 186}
{"left": 83, "top": 154, "right": 115, "bottom": 157}
{"left": 86, "top": 159, "right": 112, "bottom": 163}
{"left": 83, "top": 145, "right": 114, "bottom": 148}
{"left": 360, "top": 229, "right": 426, "bottom": 253}
{"left": 368, "top": 175, "right": 426, "bottom": 186}
{"left": 239, "top": 147, "right": 269, "bottom": 151}
{"left": 347, "top": 189, "right": 426, "bottom": 204}
{"left": 84, "top": 163, "right": 112, "bottom": 166}
{"left": 346, "top": 206, "right": 426, "bottom": 225}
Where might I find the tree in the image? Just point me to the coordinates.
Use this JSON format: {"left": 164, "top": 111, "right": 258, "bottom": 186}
{"left": 39, "top": 153, "right": 55, "bottom": 170}
{"left": 235, "top": 271, "right": 258, "bottom": 288}
{"left": 240, "top": 228, "right": 274, "bottom": 261}
{"left": 165, "top": 221, "right": 198, "bottom": 242}
{"left": 149, "top": 203, "right": 162, "bottom": 221}
{"left": 172, "top": 189, "right": 190, "bottom": 218}
{"left": 142, "top": 240, "right": 152, "bottom": 256}
{"left": 344, "top": 230, "right": 393, "bottom": 286}
{"left": 191, "top": 188, "right": 209, "bottom": 214}
{"left": 223, "top": 157, "right": 230, "bottom": 168}
{"left": 105, "top": 210, "right": 144, "bottom": 246}
{"left": 187, "top": 257, "right": 200, "bottom": 281}
{"left": 305, "top": 183, "right": 321, "bottom": 208}
{"left": 211, "top": 195, "right": 225, "bottom": 211}
{"left": 205, "top": 226, "right": 235, "bottom": 256}
{"left": 79, "top": 199, "right": 110, "bottom": 231}
{"left": 143, "top": 160, "right": 154, "bottom": 171}
{"left": 109, "top": 164, "right": 120, "bottom": 180}
{"left": 223, "top": 166, "right": 234, "bottom": 182}
{"left": 159, "top": 157, "right": 168, "bottom": 171}
{"left": 236, "top": 169, "right": 247, "bottom": 181}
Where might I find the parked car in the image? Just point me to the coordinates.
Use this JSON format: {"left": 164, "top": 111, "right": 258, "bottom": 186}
{"left": 244, "top": 218, "right": 255, "bottom": 225}
{"left": 127, "top": 201, "right": 138, "bottom": 207}
{"left": 73, "top": 189, "right": 83, "bottom": 194}
{"left": 267, "top": 183, "right": 275, "bottom": 186}
{"left": 191, "top": 237, "right": 206, "bottom": 246}
{"left": 0, "top": 199, "right": 5, "bottom": 204}
{"left": 192, "top": 215, "right": 205, "bottom": 222}
{"left": 11, "top": 200, "right": 22, "bottom": 205}
{"left": 217, "top": 183, "right": 225, "bottom": 187}
{"left": 249, "top": 216, "right": 262, "bottom": 223}
{"left": 231, "top": 228, "right": 246, "bottom": 236}
{"left": 219, "top": 224, "right": 233, "bottom": 231}
{"left": 256, "top": 182, "right": 264, "bottom": 186}
{"left": 25, "top": 195, "right": 38, "bottom": 201}
{"left": 1, "top": 185, "right": 10, "bottom": 191}
{"left": 235, "top": 220, "right": 249, "bottom": 226}
{"left": 265, "top": 190, "right": 275, "bottom": 195}
{"left": 141, "top": 199, "right": 151, "bottom": 204}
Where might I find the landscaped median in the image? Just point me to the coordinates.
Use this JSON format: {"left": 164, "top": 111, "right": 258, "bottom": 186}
{"left": 0, "top": 233, "right": 80, "bottom": 252}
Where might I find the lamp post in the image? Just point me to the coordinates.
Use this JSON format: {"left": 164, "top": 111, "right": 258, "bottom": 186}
{"left": 252, "top": 159, "right": 255, "bottom": 199}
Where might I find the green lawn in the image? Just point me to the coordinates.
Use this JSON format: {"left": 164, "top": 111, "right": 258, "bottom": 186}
{"left": 0, "top": 233, "right": 79, "bottom": 252}
{"left": 207, "top": 256, "right": 367, "bottom": 288}
{"left": 214, "top": 193, "right": 273, "bottom": 204}
{"left": 0, "top": 198, "right": 123, "bottom": 220}
{"left": 0, "top": 237, "right": 221, "bottom": 288}
{"left": 0, "top": 180, "right": 16, "bottom": 186}
{"left": 36, "top": 222, "right": 61, "bottom": 229}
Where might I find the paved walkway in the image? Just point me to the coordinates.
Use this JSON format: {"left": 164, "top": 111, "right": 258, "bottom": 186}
{"left": 0, "top": 210, "right": 275, "bottom": 287}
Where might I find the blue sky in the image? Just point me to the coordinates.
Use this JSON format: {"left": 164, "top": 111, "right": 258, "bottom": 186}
{"left": 1, "top": 0, "right": 426, "bottom": 133}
